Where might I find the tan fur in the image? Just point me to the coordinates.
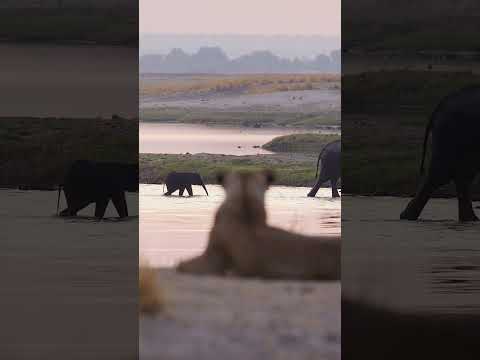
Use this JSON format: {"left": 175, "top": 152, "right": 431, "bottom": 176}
{"left": 177, "top": 170, "right": 340, "bottom": 280}
{"left": 139, "top": 263, "right": 163, "bottom": 315}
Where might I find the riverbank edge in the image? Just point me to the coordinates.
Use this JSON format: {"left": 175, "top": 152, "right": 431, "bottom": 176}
{"left": 140, "top": 268, "right": 340, "bottom": 359}
{"left": 140, "top": 153, "right": 320, "bottom": 188}
{"left": 140, "top": 118, "right": 341, "bottom": 131}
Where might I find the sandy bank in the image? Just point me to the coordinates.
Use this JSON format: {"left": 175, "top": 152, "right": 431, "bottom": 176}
{"left": 140, "top": 269, "right": 340, "bottom": 360}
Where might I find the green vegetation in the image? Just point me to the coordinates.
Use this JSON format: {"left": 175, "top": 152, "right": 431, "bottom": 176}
{"left": 141, "top": 108, "right": 340, "bottom": 129}
{"left": 262, "top": 133, "right": 340, "bottom": 154}
{"left": 140, "top": 153, "right": 319, "bottom": 187}
{"left": 0, "top": 8, "right": 137, "bottom": 46}
{"left": 0, "top": 117, "right": 137, "bottom": 187}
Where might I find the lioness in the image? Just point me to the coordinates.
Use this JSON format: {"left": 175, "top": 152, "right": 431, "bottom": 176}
{"left": 177, "top": 170, "right": 340, "bottom": 280}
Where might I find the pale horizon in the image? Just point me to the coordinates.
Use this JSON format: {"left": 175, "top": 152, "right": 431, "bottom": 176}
{"left": 140, "top": 0, "right": 340, "bottom": 37}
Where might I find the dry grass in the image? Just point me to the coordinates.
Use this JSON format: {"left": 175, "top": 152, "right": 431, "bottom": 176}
{"left": 140, "top": 73, "right": 340, "bottom": 97}
{"left": 139, "top": 262, "right": 163, "bottom": 315}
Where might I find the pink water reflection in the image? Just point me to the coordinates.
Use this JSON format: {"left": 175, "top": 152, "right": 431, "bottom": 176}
{"left": 140, "top": 184, "right": 340, "bottom": 267}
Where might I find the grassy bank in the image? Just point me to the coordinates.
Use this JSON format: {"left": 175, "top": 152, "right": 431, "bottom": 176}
{"left": 343, "top": 70, "right": 480, "bottom": 198}
{"left": 141, "top": 108, "right": 340, "bottom": 129}
{"left": 141, "top": 73, "right": 340, "bottom": 98}
{"left": 140, "top": 153, "right": 319, "bottom": 187}
{"left": 262, "top": 133, "right": 340, "bottom": 153}
{"left": 0, "top": 117, "right": 137, "bottom": 187}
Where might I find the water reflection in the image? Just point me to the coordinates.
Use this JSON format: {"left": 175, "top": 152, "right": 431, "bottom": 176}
{"left": 139, "top": 123, "right": 337, "bottom": 155}
{"left": 342, "top": 196, "right": 480, "bottom": 314}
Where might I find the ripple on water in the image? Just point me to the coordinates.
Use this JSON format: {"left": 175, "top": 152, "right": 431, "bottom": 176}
{"left": 342, "top": 196, "right": 480, "bottom": 315}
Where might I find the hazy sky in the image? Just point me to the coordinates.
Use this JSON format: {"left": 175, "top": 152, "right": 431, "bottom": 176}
{"left": 140, "top": 0, "right": 340, "bottom": 36}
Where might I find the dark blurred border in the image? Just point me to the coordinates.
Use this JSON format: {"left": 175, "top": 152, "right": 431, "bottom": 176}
{"left": 0, "top": 1, "right": 138, "bottom": 358}
{"left": 342, "top": 1, "right": 480, "bottom": 359}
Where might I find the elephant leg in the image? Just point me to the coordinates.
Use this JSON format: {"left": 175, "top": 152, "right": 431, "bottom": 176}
{"left": 112, "top": 191, "right": 128, "bottom": 218}
{"left": 307, "top": 173, "right": 328, "bottom": 197}
{"left": 59, "top": 188, "right": 77, "bottom": 216}
{"left": 186, "top": 184, "right": 193, "bottom": 197}
{"left": 455, "top": 177, "right": 478, "bottom": 222}
{"left": 178, "top": 186, "right": 185, "bottom": 197}
{"left": 60, "top": 196, "right": 92, "bottom": 217}
{"left": 164, "top": 184, "right": 178, "bottom": 196}
{"left": 400, "top": 169, "right": 449, "bottom": 220}
{"left": 331, "top": 178, "right": 340, "bottom": 198}
{"left": 94, "top": 197, "right": 110, "bottom": 219}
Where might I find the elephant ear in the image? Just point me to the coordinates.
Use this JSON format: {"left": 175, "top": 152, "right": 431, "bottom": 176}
{"left": 263, "top": 169, "right": 275, "bottom": 186}
{"left": 216, "top": 171, "right": 226, "bottom": 186}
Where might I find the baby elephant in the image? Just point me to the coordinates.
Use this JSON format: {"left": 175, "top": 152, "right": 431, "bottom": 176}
{"left": 58, "top": 160, "right": 138, "bottom": 219}
{"left": 163, "top": 172, "right": 208, "bottom": 197}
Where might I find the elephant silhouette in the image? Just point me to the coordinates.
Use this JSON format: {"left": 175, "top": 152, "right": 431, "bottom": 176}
{"left": 307, "top": 140, "right": 341, "bottom": 198}
{"left": 57, "top": 160, "right": 138, "bottom": 219}
{"left": 400, "top": 85, "right": 480, "bottom": 221}
{"left": 163, "top": 172, "right": 208, "bottom": 197}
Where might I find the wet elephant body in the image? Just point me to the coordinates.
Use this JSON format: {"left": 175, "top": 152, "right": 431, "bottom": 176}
{"left": 308, "top": 140, "right": 341, "bottom": 198}
{"left": 58, "top": 160, "right": 138, "bottom": 219}
{"left": 164, "top": 172, "right": 208, "bottom": 197}
{"left": 400, "top": 85, "right": 480, "bottom": 221}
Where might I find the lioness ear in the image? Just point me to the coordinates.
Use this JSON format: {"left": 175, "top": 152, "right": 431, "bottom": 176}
{"left": 264, "top": 169, "right": 275, "bottom": 186}
{"left": 216, "top": 171, "right": 226, "bottom": 186}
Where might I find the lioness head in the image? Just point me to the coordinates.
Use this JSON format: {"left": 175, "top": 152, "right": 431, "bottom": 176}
{"left": 216, "top": 170, "right": 275, "bottom": 224}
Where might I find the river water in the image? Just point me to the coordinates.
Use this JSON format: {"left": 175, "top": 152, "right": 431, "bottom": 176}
{"left": 139, "top": 122, "right": 338, "bottom": 155}
{"left": 1, "top": 189, "right": 138, "bottom": 357}
{"left": 140, "top": 184, "right": 341, "bottom": 267}
{"left": 343, "top": 196, "right": 480, "bottom": 315}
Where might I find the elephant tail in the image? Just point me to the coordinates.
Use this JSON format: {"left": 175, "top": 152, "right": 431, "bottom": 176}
{"left": 201, "top": 182, "right": 209, "bottom": 196}
{"left": 315, "top": 146, "right": 327, "bottom": 178}
{"left": 57, "top": 184, "right": 63, "bottom": 215}
{"left": 419, "top": 109, "right": 436, "bottom": 176}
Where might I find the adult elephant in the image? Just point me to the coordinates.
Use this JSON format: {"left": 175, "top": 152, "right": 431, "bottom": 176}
{"left": 307, "top": 139, "right": 341, "bottom": 198}
{"left": 400, "top": 86, "right": 480, "bottom": 222}
{"left": 57, "top": 160, "right": 138, "bottom": 219}
{"left": 164, "top": 172, "right": 208, "bottom": 197}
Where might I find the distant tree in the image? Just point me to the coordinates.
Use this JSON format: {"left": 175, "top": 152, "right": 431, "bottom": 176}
{"left": 139, "top": 48, "right": 342, "bottom": 74}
